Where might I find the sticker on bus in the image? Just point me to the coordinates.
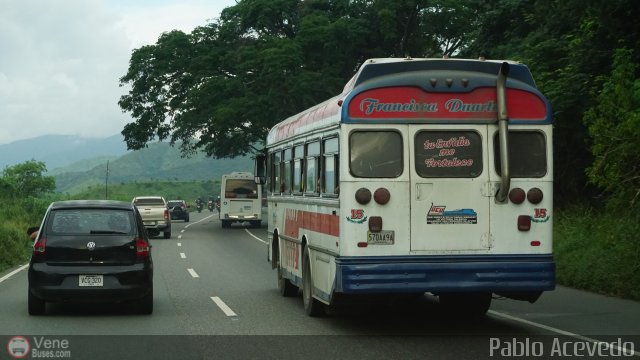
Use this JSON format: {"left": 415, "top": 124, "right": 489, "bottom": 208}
{"left": 427, "top": 204, "right": 477, "bottom": 224}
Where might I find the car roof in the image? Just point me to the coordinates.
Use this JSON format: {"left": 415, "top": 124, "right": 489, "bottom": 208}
{"left": 49, "top": 200, "right": 135, "bottom": 210}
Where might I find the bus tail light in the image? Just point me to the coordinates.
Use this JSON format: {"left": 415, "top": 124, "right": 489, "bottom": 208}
{"left": 369, "top": 216, "right": 382, "bottom": 232}
{"left": 530, "top": 240, "right": 541, "bottom": 247}
{"left": 527, "top": 187, "right": 543, "bottom": 204}
{"left": 355, "top": 188, "right": 372, "bottom": 204}
{"left": 357, "top": 242, "right": 368, "bottom": 248}
{"left": 509, "top": 188, "right": 526, "bottom": 204}
{"left": 373, "top": 188, "right": 390, "bottom": 205}
{"left": 517, "top": 215, "right": 531, "bottom": 231}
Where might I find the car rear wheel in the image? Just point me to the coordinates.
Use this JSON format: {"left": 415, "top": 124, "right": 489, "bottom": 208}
{"left": 136, "top": 288, "right": 153, "bottom": 315}
{"left": 28, "top": 290, "right": 46, "bottom": 315}
{"left": 163, "top": 230, "right": 171, "bottom": 239}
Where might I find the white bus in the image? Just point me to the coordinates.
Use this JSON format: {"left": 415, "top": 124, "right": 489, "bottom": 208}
{"left": 255, "top": 57, "right": 555, "bottom": 317}
{"left": 219, "top": 172, "right": 262, "bottom": 228}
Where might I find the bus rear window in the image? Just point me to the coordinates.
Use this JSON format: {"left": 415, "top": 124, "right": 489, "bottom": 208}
{"left": 414, "top": 131, "right": 483, "bottom": 178}
{"left": 225, "top": 179, "right": 258, "bottom": 198}
{"left": 493, "top": 131, "right": 547, "bottom": 177}
{"left": 350, "top": 131, "right": 403, "bottom": 178}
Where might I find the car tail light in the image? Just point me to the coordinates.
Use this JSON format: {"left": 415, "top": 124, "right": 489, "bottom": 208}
{"left": 527, "top": 187, "right": 544, "bottom": 204}
{"left": 135, "top": 237, "right": 151, "bottom": 257}
{"left": 355, "top": 188, "right": 371, "bottom": 205}
{"left": 509, "top": 188, "right": 526, "bottom": 204}
{"left": 373, "top": 188, "right": 390, "bottom": 205}
{"left": 164, "top": 209, "right": 169, "bottom": 220}
{"left": 33, "top": 237, "right": 47, "bottom": 254}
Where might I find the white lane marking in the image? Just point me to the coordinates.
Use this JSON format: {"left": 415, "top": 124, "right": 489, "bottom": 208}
{"left": 489, "top": 310, "right": 640, "bottom": 356}
{"left": 0, "top": 264, "right": 28, "bottom": 284}
{"left": 178, "top": 235, "right": 182, "bottom": 240}
{"left": 244, "top": 229, "right": 268, "bottom": 245}
{"left": 184, "top": 215, "right": 215, "bottom": 229}
{"left": 177, "top": 242, "right": 182, "bottom": 247}
{"left": 211, "top": 296, "right": 237, "bottom": 317}
{"left": 187, "top": 268, "right": 199, "bottom": 278}
{"left": 181, "top": 230, "right": 185, "bottom": 233}
{"left": 180, "top": 253, "right": 186, "bottom": 259}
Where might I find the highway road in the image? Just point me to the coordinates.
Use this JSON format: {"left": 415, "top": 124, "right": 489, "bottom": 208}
{"left": 1, "top": 211, "right": 638, "bottom": 359}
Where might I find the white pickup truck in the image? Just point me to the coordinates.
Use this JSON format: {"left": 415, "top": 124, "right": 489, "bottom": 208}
{"left": 132, "top": 196, "right": 172, "bottom": 238}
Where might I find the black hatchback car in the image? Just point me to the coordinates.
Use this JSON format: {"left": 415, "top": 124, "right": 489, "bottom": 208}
{"left": 28, "top": 200, "right": 153, "bottom": 315}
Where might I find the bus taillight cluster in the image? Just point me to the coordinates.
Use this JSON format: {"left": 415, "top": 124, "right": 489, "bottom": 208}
{"left": 355, "top": 187, "right": 391, "bottom": 205}
{"left": 508, "top": 187, "right": 543, "bottom": 204}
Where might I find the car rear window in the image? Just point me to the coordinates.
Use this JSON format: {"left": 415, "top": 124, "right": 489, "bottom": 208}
{"left": 46, "top": 209, "right": 136, "bottom": 235}
{"left": 133, "top": 198, "right": 165, "bottom": 206}
{"left": 167, "top": 201, "right": 183, "bottom": 208}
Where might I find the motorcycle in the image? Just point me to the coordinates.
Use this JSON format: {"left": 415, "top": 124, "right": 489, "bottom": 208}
{"left": 207, "top": 201, "right": 214, "bottom": 212}
{"left": 196, "top": 203, "right": 203, "bottom": 213}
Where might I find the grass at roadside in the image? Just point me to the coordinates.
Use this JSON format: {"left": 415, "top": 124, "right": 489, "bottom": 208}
{"left": 554, "top": 205, "right": 640, "bottom": 301}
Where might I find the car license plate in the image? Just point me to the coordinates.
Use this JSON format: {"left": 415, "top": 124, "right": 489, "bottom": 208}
{"left": 79, "top": 275, "right": 103, "bottom": 287}
{"left": 367, "top": 231, "right": 395, "bottom": 245}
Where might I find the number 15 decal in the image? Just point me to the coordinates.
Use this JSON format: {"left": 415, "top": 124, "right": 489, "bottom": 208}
{"left": 534, "top": 208, "right": 547, "bottom": 218}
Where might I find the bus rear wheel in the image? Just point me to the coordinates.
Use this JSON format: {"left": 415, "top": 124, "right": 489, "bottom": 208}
{"left": 277, "top": 266, "right": 298, "bottom": 297}
{"left": 302, "top": 246, "right": 325, "bottom": 317}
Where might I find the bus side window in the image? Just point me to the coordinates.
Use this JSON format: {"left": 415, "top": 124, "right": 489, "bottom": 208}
{"left": 322, "top": 137, "right": 339, "bottom": 195}
{"left": 283, "top": 148, "right": 292, "bottom": 193}
{"left": 306, "top": 141, "right": 320, "bottom": 195}
{"left": 293, "top": 144, "right": 304, "bottom": 195}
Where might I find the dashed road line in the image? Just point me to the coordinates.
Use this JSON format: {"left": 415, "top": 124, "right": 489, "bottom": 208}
{"left": 211, "top": 296, "right": 237, "bottom": 317}
{"left": 180, "top": 253, "right": 186, "bottom": 259}
{"left": 177, "top": 242, "right": 182, "bottom": 247}
{"left": 187, "top": 268, "right": 199, "bottom": 278}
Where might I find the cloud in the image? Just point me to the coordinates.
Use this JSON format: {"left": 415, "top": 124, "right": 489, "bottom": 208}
{"left": 0, "top": 0, "right": 234, "bottom": 145}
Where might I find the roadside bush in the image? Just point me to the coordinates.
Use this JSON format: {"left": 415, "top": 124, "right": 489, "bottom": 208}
{"left": 554, "top": 205, "right": 640, "bottom": 300}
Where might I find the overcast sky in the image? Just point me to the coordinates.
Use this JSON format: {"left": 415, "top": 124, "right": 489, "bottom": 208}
{"left": 0, "top": 0, "right": 236, "bottom": 145}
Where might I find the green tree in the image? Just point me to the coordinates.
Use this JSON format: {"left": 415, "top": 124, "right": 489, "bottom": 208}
{"left": 584, "top": 48, "right": 640, "bottom": 213}
{"left": 118, "top": 0, "right": 478, "bottom": 159}
{"left": 1, "top": 160, "right": 55, "bottom": 199}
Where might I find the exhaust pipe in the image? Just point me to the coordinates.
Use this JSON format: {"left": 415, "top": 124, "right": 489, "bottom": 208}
{"left": 495, "top": 62, "right": 510, "bottom": 203}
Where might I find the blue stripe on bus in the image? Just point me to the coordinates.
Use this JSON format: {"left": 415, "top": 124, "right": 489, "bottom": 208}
{"left": 334, "top": 254, "right": 555, "bottom": 294}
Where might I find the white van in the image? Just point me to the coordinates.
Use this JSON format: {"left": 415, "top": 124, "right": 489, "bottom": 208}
{"left": 219, "top": 172, "right": 262, "bottom": 228}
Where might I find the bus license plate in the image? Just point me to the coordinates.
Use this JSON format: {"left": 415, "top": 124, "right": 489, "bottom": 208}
{"left": 79, "top": 275, "right": 103, "bottom": 287}
{"left": 367, "top": 231, "right": 394, "bottom": 245}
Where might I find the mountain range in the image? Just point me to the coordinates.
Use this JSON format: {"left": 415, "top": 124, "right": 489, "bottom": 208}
{"left": 0, "top": 134, "right": 254, "bottom": 194}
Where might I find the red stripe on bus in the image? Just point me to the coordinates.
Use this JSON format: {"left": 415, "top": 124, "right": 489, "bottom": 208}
{"left": 348, "top": 87, "right": 547, "bottom": 120}
{"left": 283, "top": 209, "right": 340, "bottom": 239}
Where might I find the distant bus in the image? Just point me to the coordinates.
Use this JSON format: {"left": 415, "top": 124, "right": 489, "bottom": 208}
{"left": 219, "top": 172, "right": 262, "bottom": 228}
{"left": 255, "top": 57, "right": 555, "bottom": 317}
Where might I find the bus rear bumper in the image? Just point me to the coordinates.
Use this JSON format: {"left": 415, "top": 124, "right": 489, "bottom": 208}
{"left": 335, "top": 254, "right": 555, "bottom": 301}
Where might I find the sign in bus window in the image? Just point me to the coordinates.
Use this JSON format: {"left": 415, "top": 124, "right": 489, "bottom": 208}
{"left": 414, "top": 131, "right": 483, "bottom": 178}
{"left": 494, "top": 131, "right": 547, "bottom": 178}
{"left": 350, "top": 131, "right": 403, "bottom": 178}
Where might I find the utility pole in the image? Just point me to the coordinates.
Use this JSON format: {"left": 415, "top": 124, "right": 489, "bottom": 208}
{"left": 105, "top": 160, "right": 109, "bottom": 199}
